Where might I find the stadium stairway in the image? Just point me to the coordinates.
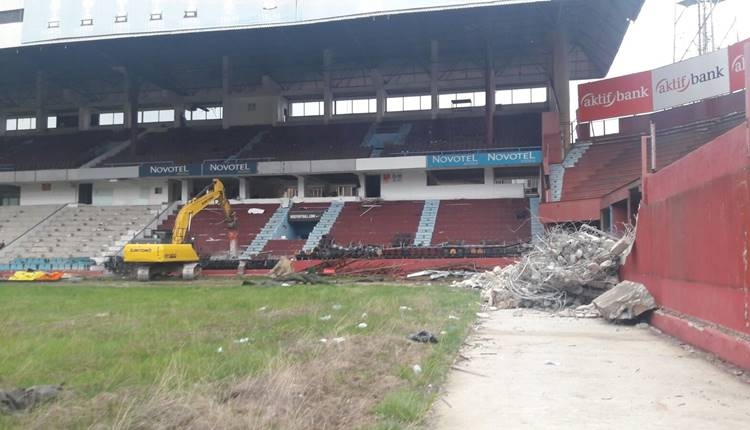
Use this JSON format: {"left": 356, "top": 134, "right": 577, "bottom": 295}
{"left": 302, "top": 201, "right": 344, "bottom": 252}
{"left": 242, "top": 205, "right": 291, "bottom": 258}
{"left": 549, "top": 142, "right": 592, "bottom": 202}
{"left": 0, "top": 204, "right": 161, "bottom": 266}
{"left": 413, "top": 200, "right": 439, "bottom": 246}
{"left": 529, "top": 197, "right": 543, "bottom": 242}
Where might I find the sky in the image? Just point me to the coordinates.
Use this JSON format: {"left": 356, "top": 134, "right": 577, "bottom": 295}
{"left": 570, "top": 0, "right": 750, "bottom": 120}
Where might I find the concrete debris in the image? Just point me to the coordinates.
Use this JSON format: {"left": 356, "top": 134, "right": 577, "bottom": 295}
{"left": 357, "top": 322, "right": 368, "bottom": 329}
{"left": 557, "top": 303, "right": 601, "bottom": 318}
{"left": 407, "top": 270, "right": 475, "bottom": 280}
{"left": 409, "top": 330, "right": 439, "bottom": 343}
{"left": 0, "top": 385, "right": 63, "bottom": 413}
{"left": 452, "top": 225, "right": 634, "bottom": 310}
{"left": 269, "top": 256, "right": 294, "bottom": 278}
{"left": 592, "top": 280, "right": 657, "bottom": 321}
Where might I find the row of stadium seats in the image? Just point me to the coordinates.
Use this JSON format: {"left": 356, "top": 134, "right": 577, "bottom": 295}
{"left": 0, "top": 129, "right": 130, "bottom": 171}
{"left": 562, "top": 112, "right": 746, "bottom": 201}
{"left": 0, "top": 114, "right": 542, "bottom": 170}
{"left": 0, "top": 257, "right": 95, "bottom": 271}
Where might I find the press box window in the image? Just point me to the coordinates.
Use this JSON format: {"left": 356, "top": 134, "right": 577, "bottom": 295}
{"left": 334, "top": 98, "right": 376, "bottom": 115}
{"left": 97, "top": 112, "right": 125, "bottom": 126}
{"left": 5, "top": 116, "right": 36, "bottom": 131}
{"left": 138, "top": 109, "right": 174, "bottom": 124}
{"left": 387, "top": 95, "right": 431, "bottom": 112}
{"left": 438, "top": 92, "right": 485, "bottom": 109}
{"left": 290, "top": 101, "right": 324, "bottom": 117}
{"left": 185, "top": 107, "right": 223, "bottom": 121}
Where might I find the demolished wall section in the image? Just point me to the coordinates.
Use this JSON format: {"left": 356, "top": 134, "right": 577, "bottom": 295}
{"left": 622, "top": 121, "right": 750, "bottom": 367}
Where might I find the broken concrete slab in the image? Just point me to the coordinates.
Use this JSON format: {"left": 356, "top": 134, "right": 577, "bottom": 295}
{"left": 0, "top": 385, "right": 63, "bottom": 414}
{"left": 592, "top": 280, "right": 657, "bottom": 321}
{"left": 269, "top": 256, "right": 293, "bottom": 278}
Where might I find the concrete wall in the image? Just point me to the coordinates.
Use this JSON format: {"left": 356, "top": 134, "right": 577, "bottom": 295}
{"left": 380, "top": 170, "right": 524, "bottom": 200}
{"left": 92, "top": 180, "right": 169, "bottom": 206}
{"left": 0, "top": 0, "right": 23, "bottom": 49}
{"left": 20, "top": 182, "right": 76, "bottom": 205}
{"left": 224, "top": 95, "right": 281, "bottom": 126}
{"left": 621, "top": 122, "right": 750, "bottom": 368}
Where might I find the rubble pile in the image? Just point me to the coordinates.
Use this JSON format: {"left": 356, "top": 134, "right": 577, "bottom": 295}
{"left": 453, "top": 225, "right": 634, "bottom": 309}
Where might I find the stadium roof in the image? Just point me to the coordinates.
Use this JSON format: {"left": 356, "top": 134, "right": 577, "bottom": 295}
{"left": 0, "top": 0, "right": 644, "bottom": 106}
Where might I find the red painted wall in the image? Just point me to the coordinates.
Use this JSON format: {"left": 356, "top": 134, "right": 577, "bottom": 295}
{"left": 622, "top": 123, "right": 750, "bottom": 337}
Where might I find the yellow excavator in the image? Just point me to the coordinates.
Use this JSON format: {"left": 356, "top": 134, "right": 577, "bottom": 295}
{"left": 123, "top": 178, "right": 237, "bottom": 281}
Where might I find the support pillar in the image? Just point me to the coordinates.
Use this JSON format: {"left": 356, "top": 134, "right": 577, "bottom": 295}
{"left": 357, "top": 173, "right": 366, "bottom": 198}
{"left": 222, "top": 55, "right": 232, "bottom": 130}
{"left": 124, "top": 73, "right": 141, "bottom": 154}
{"left": 372, "top": 68, "right": 385, "bottom": 122}
{"left": 484, "top": 168, "right": 494, "bottom": 185}
{"left": 552, "top": 23, "right": 571, "bottom": 150}
{"left": 181, "top": 179, "right": 193, "bottom": 201}
{"left": 297, "top": 176, "right": 305, "bottom": 199}
{"left": 485, "top": 40, "right": 496, "bottom": 148}
{"left": 174, "top": 102, "right": 185, "bottom": 127}
{"left": 0, "top": 111, "right": 6, "bottom": 135}
{"left": 78, "top": 107, "right": 91, "bottom": 130}
{"left": 36, "top": 71, "right": 48, "bottom": 131}
{"left": 238, "top": 177, "right": 249, "bottom": 200}
{"left": 323, "top": 49, "right": 333, "bottom": 123}
{"left": 430, "top": 40, "right": 439, "bottom": 118}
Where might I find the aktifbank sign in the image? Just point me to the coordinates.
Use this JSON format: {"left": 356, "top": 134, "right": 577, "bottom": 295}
{"left": 578, "top": 38, "right": 747, "bottom": 122}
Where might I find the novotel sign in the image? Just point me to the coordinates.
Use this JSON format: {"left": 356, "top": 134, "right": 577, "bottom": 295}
{"left": 426, "top": 150, "right": 542, "bottom": 168}
{"left": 139, "top": 160, "right": 258, "bottom": 177}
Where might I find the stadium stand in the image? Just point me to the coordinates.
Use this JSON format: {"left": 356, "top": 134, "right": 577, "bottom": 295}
{"left": 99, "top": 126, "right": 264, "bottom": 166}
{"left": 431, "top": 199, "right": 531, "bottom": 245}
{"left": 0, "top": 205, "right": 62, "bottom": 246}
{"left": 381, "top": 113, "right": 541, "bottom": 156}
{"left": 261, "top": 239, "right": 306, "bottom": 258}
{"left": 561, "top": 112, "right": 746, "bottom": 201}
{"left": 0, "top": 129, "right": 130, "bottom": 170}
{"left": 328, "top": 201, "right": 424, "bottom": 247}
{"left": 157, "top": 203, "right": 279, "bottom": 257}
{"left": 235, "top": 122, "right": 372, "bottom": 161}
{"left": 0, "top": 205, "right": 160, "bottom": 262}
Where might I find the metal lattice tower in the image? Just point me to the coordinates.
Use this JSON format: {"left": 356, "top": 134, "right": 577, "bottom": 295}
{"left": 673, "top": 0, "right": 727, "bottom": 61}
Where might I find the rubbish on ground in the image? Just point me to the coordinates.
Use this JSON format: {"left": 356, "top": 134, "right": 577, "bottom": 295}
{"left": 557, "top": 303, "right": 601, "bottom": 318}
{"left": 448, "top": 315, "right": 459, "bottom": 320}
{"left": 269, "top": 256, "right": 294, "bottom": 278}
{"left": 281, "top": 283, "right": 290, "bottom": 287}
{"left": 592, "top": 280, "right": 657, "bottom": 321}
{"left": 319, "top": 338, "right": 328, "bottom": 343}
{"left": 332, "top": 337, "right": 346, "bottom": 343}
{"left": 409, "top": 330, "right": 439, "bottom": 343}
{"left": 216, "top": 346, "right": 223, "bottom": 353}
{"left": 357, "top": 322, "right": 368, "bottom": 329}
{"left": 277, "top": 273, "right": 326, "bottom": 284}
{"left": 7, "top": 271, "right": 65, "bottom": 282}
{"left": 247, "top": 208, "right": 266, "bottom": 214}
{"left": 361, "top": 312, "right": 368, "bottom": 319}
{"left": 399, "top": 306, "right": 413, "bottom": 311}
{"left": 0, "top": 385, "right": 63, "bottom": 413}
{"left": 332, "top": 304, "right": 342, "bottom": 310}
{"left": 452, "top": 225, "right": 635, "bottom": 310}
{"left": 407, "top": 270, "right": 476, "bottom": 280}
{"left": 412, "top": 364, "right": 423, "bottom": 375}
{"left": 258, "top": 306, "right": 267, "bottom": 311}
{"left": 319, "top": 314, "right": 332, "bottom": 321}
{"left": 233, "top": 337, "right": 250, "bottom": 344}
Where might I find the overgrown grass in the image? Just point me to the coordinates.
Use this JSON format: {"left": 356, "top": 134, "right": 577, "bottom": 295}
{"left": 0, "top": 279, "right": 478, "bottom": 429}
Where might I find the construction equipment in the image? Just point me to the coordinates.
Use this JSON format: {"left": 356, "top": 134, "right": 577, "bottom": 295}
{"left": 123, "top": 178, "right": 237, "bottom": 281}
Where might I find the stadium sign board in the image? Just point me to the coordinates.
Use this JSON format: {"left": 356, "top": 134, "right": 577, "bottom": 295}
{"left": 426, "top": 150, "right": 542, "bottom": 168}
{"left": 578, "top": 38, "right": 748, "bottom": 122}
{"left": 139, "top": 160, "right": 257, "bottom": 177}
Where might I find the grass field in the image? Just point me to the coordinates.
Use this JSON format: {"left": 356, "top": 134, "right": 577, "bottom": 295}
{"left": 0, "top": 279, "right": 478, "bottom": 429}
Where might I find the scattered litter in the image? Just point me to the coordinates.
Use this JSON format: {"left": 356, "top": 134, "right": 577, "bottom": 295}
{"left": 216, "top": 346, "right": 224, "bottom": 353}
{"left": 407, "top": 270, "right": 476, "bottom": 280}
{"left": 452, "top": 225, "right": 635, "bottom": 310}
{"left": 319, "top": 338, "right": 328, "bottom": 343}
{"left": 357, "top": 322, "right": 368, "bottom": 329}
{"left": 412, "top": 364, "right": 423, "bottom": 375}
{"left": 247, "top": 208, "right": 266, "bottom": 215}
{"left": 0, "top": 384, "right": 63, "bottom": 413}
{"left": 233, "top": 337, "right": 250, "bottom": 344}
{"left": 409, "top": 330, "right": 439, "bottom": 343}
{"left": 399, "top": 306, "right": 413, "bottom": 311}
{"left": 95, "top": 312, "right": 110, "bottom": 318}
{"left": 476, "top": 312, "right": 490, "bottom": 318}
{"left": 281, "top": 283, "right": 291, "bottom": 287}
{"left": 332, "top": 304, "right": 342, "bottom": 310}
{"left": 448, "top": 314, "right": 459, "bottom": 320}
{"left": 544, "top": 361, "right": 560, "bottom": 367}
{"left": 319, "top": 314, "right": 332, "bottom": 321}
{"left": 332, "top": 337, "right": 346, "bottom": 343}
{"left": 258, "top": 306, "right": 267, "bottom": 312}
{"left": 592, "top": 281, "right": 657, "bottom": 321}
{"left": 361, "top": 312, "right": 368, "bottom": 319}
{"left": 440, "top": 330, "right": 447, "bottom": 335}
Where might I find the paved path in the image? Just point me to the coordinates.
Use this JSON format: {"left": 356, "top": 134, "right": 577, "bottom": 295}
{"left": 430, "top": 310, "right": 750, "bottom": 430}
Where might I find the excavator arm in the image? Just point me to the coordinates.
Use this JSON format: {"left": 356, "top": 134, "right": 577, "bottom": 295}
{"left": 171, "top": 178, "right": 237, "bottom": 244}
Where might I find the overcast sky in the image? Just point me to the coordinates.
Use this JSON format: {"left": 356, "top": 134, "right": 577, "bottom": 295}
{"left": 570, "top": 0, "right": 750, "bottom": 118}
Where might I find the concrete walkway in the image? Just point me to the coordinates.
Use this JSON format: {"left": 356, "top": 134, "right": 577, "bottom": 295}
{"left": 430, "top": 310, "right": 750, "bottom": 430}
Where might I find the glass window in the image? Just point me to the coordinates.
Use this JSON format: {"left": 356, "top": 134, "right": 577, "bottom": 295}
{"left": 531, "top": 87, "right": 547, "bottom": 103}
{"left": 47, "top": 116, "right": 57, "bottom": 129}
